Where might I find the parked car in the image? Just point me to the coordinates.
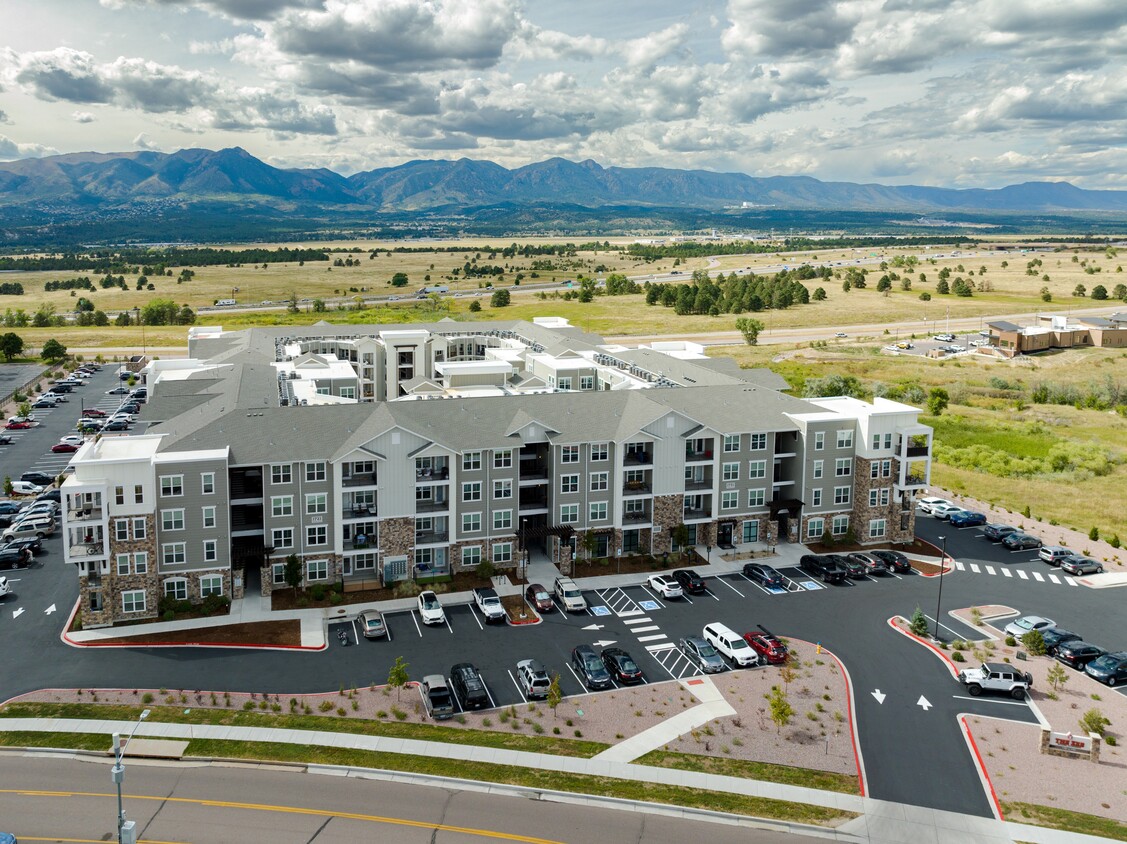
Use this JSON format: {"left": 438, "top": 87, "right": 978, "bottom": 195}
{"left": 31, "top": 398, "right": 56, "bottom": 409}
{"left": 21, "top": 472, "right": 55, "bottom": 487}
{"left": 81, "top": 408, "right": 107, "bottom": 417}
{"left": 524, "top": 582, "right": 554, "bottom": 613}
{"left": 1085, "top": 652, "right": 1127, "bottom": 687}
{"left": 1002, "top": 532, "right": 1042, "bottom": 551}
{"left": 4, "top": 421, "right": 32, "bottom": 430}
{"left": 744, "top": 628, "right": 789, "bottom": 664}
{"left": 742, "top": 562, "right": 785, "bottom": 588}
{"left": 105, "top": 386, "right": 130, "bottom": 395}
{"left": 679, "top": 636, "right": 726, "bottom": 674}
{"left": 671, "top": 569, "right": 706, "bottom": 594}
{"left": 0, "top": 576, "right": 10, "bottom": 598}
{"left": 35, "top": 489, "right": 60, "bottom": 504}
{"left": 799, "top": 554, "right": 847, "bottom": 584}
{"left": 949, "top": 510, "right": 987, "bottom": 528}
{"left": 0, "top": 502, "right": 21, "bottom": 516}
{"left": 103, "top": 419, "right": 130, "bottom": 432}
{"left": 1055, "top": 641, "right": 1106, "bottom": 670}
{"left": 1040, "top": 628, "right": 1082, "bottom": 655}
{"left": 846, "top": 552, "right": 889, "bottom": 576}
{"left": 58, "top": 434, "right": 84, "bottom": 447}
{"left": 571, "top": 644, "right": 612, "bottom": 690}
{"left": 1059, "top": 556, "right": 1105, "bottom": 576}
{"left": 417, "top": 590, "right": 446, "bottom": 625}
{"left": 983, "top": 523, "right": 1018, "bottom": 542}
{"left": 702, "top": 622, "right": 759, "bottom": 667}
{"left": 647, "top": 574, "right": 683, "bottom": 599}
{"left": 865, "top": 548, "right": 910, "bottom": 573}
{"left": 959, "top": 661, "right": 1032, "bottom": 699}
{"left": 51, "top": 442, "right": 79, "bottom": 454}
{"left": 0, "top": 547, "right": 31, "bottom": 570}
{"left": 931, "top": 503, "right": 965, "bottom": 520}
{"left": 1, "top": 516, "right": 55, "bottom": 542}
{"left": 450, "top": 662, "right": 490, "bottom": 710}
{"left": 421, "top": 675, "right": 455, "bottom": 720}
{"left": 0, "top": 435, "right": 10, "bottom": 445}
{"left": 516, "top": 659, "right": 552, "bottom": 699}
{"left": 917, "top": 496, "right": 952, "bottom": 514}
{"left": 357, "top": 609, "right": 386, "bottom": 639}
{"left": 1003, "top": 615, "right": 1055, "bottom": 638}
{"left": 553, "top": 576, "right": 586, "bottom": 612}
{"left": 837, "top": 554, "right": 868, "bottom": 579}
{"left": 600, "top": 647, "right": 644, "bottom": 684}
{"left": 4, "top": 536, "right": 42, "bottom": 557}
{"left": 1038, "top": 546, "right": 1072, "bottom": 565}
{"left": 9, "top": 481, "right": 43, "bottom": 496}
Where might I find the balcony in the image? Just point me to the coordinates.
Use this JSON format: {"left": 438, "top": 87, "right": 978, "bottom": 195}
{"left": 683, "top": 507, "right": 710, "bottom": 521}
{"left": 623, "top": 508, "right": 651, "bottom": 525}
{"left": 345, "top": 504, "right": 378, "bottom": 519}
{"left": 67, "top": 505, "right": 104, "bottom": 522}
{"left": 230, "top": 504, "right": 264, "bottom": 532}
{"left": 685, "top": 448, "right": 714, "bottom": 462}
{"left": 344, "top": 532, "right": 378, "bottom": 551}
{"left": 229, "top": 468, "right": 263, "bottom": 500}
{"left": 623, "top": 480, "right": 652, "bottom": 495}
{"left": 67, "top": 527, "right": 106, "bottom": 558}
{"left": 623, "top": 450, "right": 652, "bottom": 466}
{"left": 415, "top": 529, "right": 449, "bottom": 546}
{"left": 905, "top": 445, "right": 929, "bottom": 458}
{"left": 343, "top": 471, "right": 378, "bottom": 487}
{"left": 519, "top": 489, "right": 549, "bottom": 511}
{"left": 415, "top": 463, "right": 449, "bottom": 482}
{"left": 416, "top": 496, "right": 450, "bottom": 513}
{"left": 519, "top": 462, "right": 549, "bottom": 482}
{"left": 684, "top": 476, "right": 712, "bottom": 491}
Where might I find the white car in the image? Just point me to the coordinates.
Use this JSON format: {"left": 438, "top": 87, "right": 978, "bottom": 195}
{"left": 0, "top": 576, "right": 10, "bottom": 598}
{"left": 647, "top": 574, "right": 684, "bottom": 599}
{"left": 58, "top": 434, "right": 84, "bottom": 447}
{"left": 10, "top": 481, "right": 43, "bottom": 496}
{"left": 1004, "top": 615, "right": 1056, "bottom": 638}
{"left": 917, "top": 496, "right": 952, "bottom": 514}
{"left": 931, "top": 503, "right": 965, "bottom": 520}
{"left": 417, "top": 590, "right": 446, "bottom": 625}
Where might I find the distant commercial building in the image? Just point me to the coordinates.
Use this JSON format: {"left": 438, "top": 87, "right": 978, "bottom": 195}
{"left": 986, "top": 313, "right": 1127, "bottom": 356}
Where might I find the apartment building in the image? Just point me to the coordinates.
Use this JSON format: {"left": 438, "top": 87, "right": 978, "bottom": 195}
{"left": 63, "top": 317, "right": 932, "bottom": 627}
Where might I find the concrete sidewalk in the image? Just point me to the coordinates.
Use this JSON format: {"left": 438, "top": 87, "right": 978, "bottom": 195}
{"left": 1, "top": 716, "right": 1109, "bottom": 844}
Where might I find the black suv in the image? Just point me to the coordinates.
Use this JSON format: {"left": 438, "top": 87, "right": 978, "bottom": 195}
{"left": 1040, "top": 628, "right": 1082, "bottom": 656}
{"left": 21, "top": 472, "right": 55, "bottom": 487}
{"left": 671, "top": 569, "right": 706, "bottom": 594}
{"left": 870, "top": 549, "right": 911, "bottom": 573}
{"left": 799, "top": 554, "right": 847, "bottom": 584}
{"left": 571, "top": 645, "right": 612, "bottom": 690}
{"left": 449, "top": 662, "right": 490, "bottom": 710}
{"left": 0, "top": 547, "right": 30, "bottom": 569}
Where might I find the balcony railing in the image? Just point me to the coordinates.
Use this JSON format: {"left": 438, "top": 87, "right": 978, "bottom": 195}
{"left": 684, "top": 478, "right": 711, "bottom": 491}
{"left": 415, "top": 466, "right": 449, "bottom": 481}
{"left": 905, "top": 446, "right": 929, "bottom": 458}
{"left": 415, "top": 530, "right": 449, "bottom": 545}
{"left": 623, "top": 481, "right": 652, "bottom": 495}
{"left": 623, "top": 452, "right": 652, "bottom": 466}
{"left": 683, "top": 507, "right": 710, "bottom": 520}
{"left": 416, "top": 498, "right": 449, "bottom": 513}
{"left": 69, "top": 540, "right": 106, "bottom": 557}
{"left": 623, "top": 510, "right": 651, "bottom": 524}
{"left": 346, "top": 504, "right": 378, "bottom": 518}
{"left": 67, "top": 506, "right": 104, "bottom": 521}
{"left": 344, "top": 534, "right": 378, "bottom": 551}
{"left": 685, "top": 449, "right": 714, "bottom": 462}
{"left": 343, "top": 472, "right": 378, "bottom": 487}
{"left": 519, "top": 464, "right": 549, "bottom": 481}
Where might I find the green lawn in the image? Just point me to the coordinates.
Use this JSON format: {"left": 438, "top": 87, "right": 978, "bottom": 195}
{"left": 1003, "top": 801, "right": 1127, "bottom": 841}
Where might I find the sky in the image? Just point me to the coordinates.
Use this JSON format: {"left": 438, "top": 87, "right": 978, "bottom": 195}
{"left": 2, "top": 0, "right": 1126, "bottom": 188}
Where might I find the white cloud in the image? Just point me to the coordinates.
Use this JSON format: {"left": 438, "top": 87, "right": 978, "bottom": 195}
{"left": 132, "top": 132, "right": 161, "bottom": 150}
{"left": 0, "top": 134, "right": 59, "bottom": 160}
{"left": 72, "top": 110, "right": 96, "bottom": 122}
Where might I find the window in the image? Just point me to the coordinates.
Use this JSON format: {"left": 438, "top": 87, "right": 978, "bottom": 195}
{"left": 114, "top": 520, "right": 129, "bottom": 542}
{"left": 462, "top": 451, "right": 481, "bottom": 471}
{"left": 493, "top": 479, "right": 513, "bottom": 499}
{"left": 493, "top": 509, "right": 512, "bottom": 530}
{"left": 835, "top": 458, "right": 852, "bottom": 477}
{"left": 462, "top": 481, "right": 481, "bottom": 502}
{"left": 306, "top": 525, "right": 327, "bottom": 546}
{"left": 814, "top": 431, "right": 824, "bottom": 451}
{"left": 203, "top": 540, "right": 218, "bottom": 563}
{"left": 161, "top": 509, "right": 184, "bottom": 531}
{"left": 462, "top": 512, "right": 481, "bottom": 533}
{"left": 751, "top": 433, "right": 767, "bottom": 450}
{"left": 590, "top": 442, "right": 608, "bottom": 461}
{"left": 134, "top": 484, "right": 143, "bottom": 504}
{"left": 306, "top": 559, "right": 328, "bottom": 581}
{"left": 114, "top": 486, "right": 124, "bottom": 505}
{"left": 305, "top": 461, "right": 326, "bottom": 482}
{"left": 116, "top": 554, "right": 131, "bottom": 576}
{"left": 869, "top": 519, "right": 887, "bottom": 539}
{"left": 724, "top": 434, "right": 740, "bottom": 452}
{"left": 201, "top": 472, "right": 215, "bottom": 494}
{"left": 747, "top": 488, "right": 766, "bottom": 507}
{"left": 590, "top": 501, "right": 608, "bottom": 521}
{"left": 834, "top": 486, "right": 851, "bottom": 506}
{"left": 339, "top": 386, "right": 355, "bottom": 400}
{"left": 271, "top": 463, "right": 292, "bottom": 484}
{"left": 870, "top": 461, "right": 881, "bottom": 479}
{"left": 353, "top": 552, "right": 376, "bottom": 571}
{"left": 561, "top": 445, "right": 579, "bottom": 463}
{"left": 122, "top": 590, "right": 146, "bottom": 614}
{"left": 560, "top": 474, "right": 578, "bottom": 494}
{"left": 492, "top": 542, "right": 513, "bottom": 564}
{"left": 872, "top": 433, "right": 881, "bottom": 450}
{"left": 884, "top": 433, "right": 892, "bottom": 449}
{"left": 200, "top": 574, "right": 223, "bottom": 596}
{"left": 590, "top": 472, "right": 609, "bottom": 491}
{"left": 493, "top": 449, "right": 513, "bottom": 469}
{"left": 132, "top": 517, "right": 146, "bottom": 539}
{"left": 624, "top": 498, "right": 646, "bottom": 515}
{"left": 742, "top": 520, "right": 760, "bottom": 543}
{"left": 462, "top": 545, "right": 481, "bottom": 567}
{"left": 162, "top": 542, "right": 186, "bottom": 565}
{"left": 812, "top": 489, "right": 822, "bottom": 506}
{"left": 807, "top": 518, "right": 825, "bottom": 539}
{"left": 722, "top": 462, "right": 739, "bottom": 481}
{"left": 160, "top": 475, "right": 183, "bottom": 497}
{"left": 882, "top": 459, "right": 892, "bottom": 478}
{"left": 836, "top": 429, "right": 853, "bottom": 449}
{"left": 271, "top": 496, "right": 293, "bottom": 517}
{"left": 163, "top": 579, "right": 187, "bottom": 600}
{"left": 748, "top": 460, "right": 767, "bottom": 479}
{"left": 558, "top": 376, "right": 572, "bottom": 391}
{"left": 271, "top": 563, "right": 286, "bottom": 585}
{"left": 560, "top": 504, "right": 579, "bottom": 524}
{"left": 134, "top": 552, "right": 148, "bottom": 574}
{"left": 202, "top": 506, "right": 216, "bottom": 528}
{"left": 869, "top": 488, "right": 891, "bottom": 507}
{"left": 305, "top": 493, "right": 327, "bottom": 515}
{"left": 271, "top": 528, "right": 293, "bottom": 549}
{"left": 721, "top": 491, "right": 738, "bottom": 510}
{"left": 813, "top": 460, "right": 824, "bottom": 479}
{"left": 580, "top": 375, "right": 594, "bottom": 390}
{"left": 832, "top": 515, "right": 850, "bottom": 536}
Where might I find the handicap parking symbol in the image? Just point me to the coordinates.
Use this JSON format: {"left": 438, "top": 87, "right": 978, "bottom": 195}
{"left": 590, "top": 605, "right": 611, "bottom": 616}
{"left": 800, "top": 580, "right": 823, "bottom": 591}
{"left": 766, "top": 586, "right": 787, "bottom": 595}
{"left": 638, "top": 600, "right": 660, "bottom": 611}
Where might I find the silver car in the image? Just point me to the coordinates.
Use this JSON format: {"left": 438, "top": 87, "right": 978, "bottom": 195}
{"left": 679, "top": 636, "right": 726, "bottom": 673}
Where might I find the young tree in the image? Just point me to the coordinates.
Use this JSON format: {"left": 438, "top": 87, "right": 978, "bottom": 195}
{"left": 1046, "top": 661, "right": 1069, "bottom": 695}
{"left": 287, "top": 292, "right": 299, "bottom": 314}
{"left": 1021, "top": 629, "right": 1047, "bottom": 656}
{"left": 1079, "top": 708, "right": 1110, "bottom": 736}
{"left": 547, "top": 673, "right": 563, "bottom": 718}
{"left": 468, "top": 300, "right": 482, "bottom": 312}
{"left": 909, "top": 606, "right": 930, "bottom": 637}
{"left": 768, "top": 684, "right": 794, "bottom": 733}
{"left": 283, "top": 553, "right": 303, "bottom": 592}
{"left": 387, "top": 655, "right": 410, "bottom": 700}
{"left": 735, "top": 317, "right": 765, "bottom": 346}
{"left": 926, "top": 387, "right": 950, "bottom": 417}
{"left": 40, "top": 338, "right": 67, "bottom": 363}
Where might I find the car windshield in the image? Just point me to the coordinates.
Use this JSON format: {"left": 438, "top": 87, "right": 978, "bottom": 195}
{"left": 534, "top": 590, "right": 549, "bottom": 601}
{"left": 563, "top": 587, "right": 580, "bottom": 598}
{"left": 1015, "top": 618, "right": 1034, "bottom": 630}
{"left": 730, "top": 639, "right": 750, "bottom": 650}
{"left": 583, "top": 655, "right": 602, "bottom": 671}
{"left": 421, "top": 596, "right": 439, "bottom": 610}
{"left": 697, "top": 643, "right": 718, "bottom": 658}
{"left": 619, "top": 657, "right": 638, "bottom": 672}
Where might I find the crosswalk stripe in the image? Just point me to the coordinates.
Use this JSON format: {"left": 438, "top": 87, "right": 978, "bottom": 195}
{"left": 985, "top": 566, "right": 996, "bottom": 575}
{"left": 969, "top": 563, "right": 980, "bottom": 573}
{"left": 1002, "top": 568, "right": 1012, "bottom": 577}
{"left": 1017, "top": 570, "right": 1028, "bottom": 580}
{"left": 632, "top": 625, "right": 660, "bottom": 633}
{"left": 617, "top": 610, "right": 644, "bottom": 617}
{"left": 1032, "top": 571, "right": 1044, "bottom": 582}
{"left": 1048, "top": 574, "right": 1061, "bottom": 584}
{"left": 645, "top": 642, "right": 676, "bottom": 652}
{"left": 622, "top": 617, "right": 652, "bottom": 625}
{"left": 637, "top": 633, "right": 668, "bottom": 642}
{"left": 1065, "top": 576, "right": 1077, "bottom": 586}
{"left": 954, "top": 561, "right": 965, "bottom": 571}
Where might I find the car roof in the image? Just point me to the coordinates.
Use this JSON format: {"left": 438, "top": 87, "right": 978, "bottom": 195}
{"left": 573, "top": 643, "right": 596, "bottom": 654}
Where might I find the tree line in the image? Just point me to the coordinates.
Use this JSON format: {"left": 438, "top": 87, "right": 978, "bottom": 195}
{"left": 0, "top": 246, "right": 329, "bottom": 273}
{"left": 627, "top": 235, "right": 970, "bottom": 260}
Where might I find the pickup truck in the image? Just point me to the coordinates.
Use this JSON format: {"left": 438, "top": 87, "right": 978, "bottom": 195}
{"left": 473, "top": 587, "right": 506, "bottom": 624}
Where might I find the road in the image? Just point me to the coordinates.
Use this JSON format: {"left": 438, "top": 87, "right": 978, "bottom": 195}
{"left": 0, "top": 754, "right": 828, "bottom": 843}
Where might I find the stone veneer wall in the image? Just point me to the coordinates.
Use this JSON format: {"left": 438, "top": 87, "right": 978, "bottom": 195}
{"left": 853, "top": 457, "right": 914, "bottom": 545}
{"left": 380, "top": 516, "right": 416, "bottom": 560}
{"left": 651, "top": 494, "right": 682, "bottom": 555}
{"left": 157, "top": 567, "right": 234, "bottom": 604}
{"left": 79, "top": 512, "right": 158, "bottom": 628}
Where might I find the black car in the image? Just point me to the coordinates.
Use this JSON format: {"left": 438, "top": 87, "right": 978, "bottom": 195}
{"left": 0, "top": 435, "right": 11, "bottom": 445}
{"left": 870, "top": 549, "right": 912, "bottom": 573}
{"left": 983, "top": 523, "right": 1018, "bottom": 542}
{"left": 4, "top": 537, "right": 43, "bottom": 557}
{"left": 572, "top": 644, "right": 613, "bottom": 690}
{"left": 20, "top": 472, "right": 55, "bottom": 487}
{"left": 601, "top": 647, "right": 644, "bottom": 684}
{"left": 742, "top": 562, "right": 785, "bottom": 588}
{"left": 836, "top": 554, "right": 868, "bottom": 579}
{"left": 671, "top": 569, "right": 706, "bottom": 594}
{"left": 0, "top": 547, "right": 31, "bottom": 569}
{"left": 31, "top": 399, "right": 56, "bottom": 409}
{"left": 799, "top": 554, "right": 847, "bottom": 584}
{"left": 1055, "top": 641, "right": 1106, "bottom": 670}
{"left": 36, "top": 489, "right": 61, "bottom": 503}
{"left": 1040, "top": 628, "right": 1082, "bottom": 655}
{"left": 449, "top": 662, "right": 490, "bottom": 710}
{"left": 103, "top": 419, "right": 130, "bottom": 431}
{"left": 1085, "top": 652, "right": 1127, "bottom": 687}
{"left": 847, "top": 552, "right": 889, "bottom": 576}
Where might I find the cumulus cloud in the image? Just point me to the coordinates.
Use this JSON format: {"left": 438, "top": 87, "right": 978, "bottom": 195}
{"left": 100, "top": 0, "right": 318, "bottom": 21}
{"left": 7, "top": 47, "right": 114, "bottom": 102}
{"left": 0, "top": 135, "right": 59, "bottom": 161}
{"left": 723, "top": 0, "right": 861, "bottom": 59}
{"left": 132, "top": 132, "right": 161, "bottom": 150}
{"left": 72, "top": 111, "right": 96, "bottom": 123}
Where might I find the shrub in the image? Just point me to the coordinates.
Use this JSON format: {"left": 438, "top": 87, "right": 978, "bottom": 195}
{"left": 1021, "top": 629, "right": 1047, "bottom": 656}
{"left": 1079, "top": 708, "right": 1110, "bottom": 736}
{"left": 141, "top": 692, "right": 154, "bottom": 704}
{"left": 951, "top": 651, "right": 965, "bottom": 662}
{"left": 310, "top": 584, "right": 326, "bottom": 601}
{"left": 909, "top": 606, "right": 930, "bottom": 637}
{"left": 1005, "top": 635, "right": 1017, "bottom": 646}
{"left": 1089, "top": 526, "right": 1100, "bottom": 542}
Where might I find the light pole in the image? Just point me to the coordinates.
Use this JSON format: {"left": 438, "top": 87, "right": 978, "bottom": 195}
{"left": 112, "top": 708, "right": 150, "bottom": 844}
{"left": 520, "top": 518, "right": 527, "bottom": 583}
{"left": 933, "top": 535, "right": 947, "bottom": 641}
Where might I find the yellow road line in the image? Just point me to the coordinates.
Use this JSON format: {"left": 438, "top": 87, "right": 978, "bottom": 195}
{"left": 0, "top": 789, "right": 565, "bottom": 844}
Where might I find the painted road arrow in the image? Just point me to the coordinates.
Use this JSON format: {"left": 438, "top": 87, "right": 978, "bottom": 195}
{"left": 872, "top": 689, "right": 886, "bottom": 704}
{"left": 44, "top": 604, "right": 56, "bottom": 615}
{"left": 12, "top": 608, "right": 24, "bottom": 619}
{"left": 582, "top": 623, "right": 605, "bottom": 631}
{"left": 591, "top": 640, "right": 617, "bottom": 647}
{"left": 917, "top": 695, "right": 932, "bottom": 711}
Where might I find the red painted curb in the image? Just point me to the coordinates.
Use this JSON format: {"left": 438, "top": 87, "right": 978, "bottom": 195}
{"left": 887, "top": 616, "right": 959, "bottom": 678}
{"left": 960, "top": 714, "right": 1005, "bottom": 821}
{"left": 819, "top": 645, "right": 867, "bottom": 797}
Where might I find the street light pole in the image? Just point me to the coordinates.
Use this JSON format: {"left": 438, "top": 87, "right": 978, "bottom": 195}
{"left": 934, "top": 535, "right": 947, "bottom": 640}
{"left": 112, "top": 708, "right": 150, "bottom": 844}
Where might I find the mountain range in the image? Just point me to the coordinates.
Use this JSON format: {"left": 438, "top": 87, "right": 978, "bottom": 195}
{"left": 3, "top": 146, "right": 1127, "bottom": 215}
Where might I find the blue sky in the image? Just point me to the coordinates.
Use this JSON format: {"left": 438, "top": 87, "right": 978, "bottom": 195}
{"left": 2, "top": 0, "right": 1126, "bottom": 188}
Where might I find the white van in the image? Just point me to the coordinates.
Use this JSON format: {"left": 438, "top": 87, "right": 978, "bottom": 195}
{"left": 702, "top": 622, "right": 759, "bottom": 667}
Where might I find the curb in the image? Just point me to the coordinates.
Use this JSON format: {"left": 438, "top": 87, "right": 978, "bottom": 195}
{"left": 958, "top": 715, "right": 1005, "bottom": 821}
{"left": 886, "top": 616, "right": 959, "bottom": 678}
{"left": 819, "top": 646, "right": 867, "bottom": 797}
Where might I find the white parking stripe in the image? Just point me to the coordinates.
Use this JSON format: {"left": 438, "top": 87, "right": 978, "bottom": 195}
{"left": 1048, "top": 574, "right": 1061, "bottom": 584}
{"left": 1017, "top": 570, "right": 1029, "bottom": 580}
{"left": 622, "top": 616, "right": 652, "bottom": 625}
{"left": 1032, "top": 571, "right": 1044, "bottom": 582}
{"left": 715, "top": 577, "right": 745, "bottom": 597}
{"left": 985, "top": 566, "right": 996, "bottom": 575}
{"left": 954, "top": 561, "right": 966, "bottom": 571}
{"left": 969, "top": 563, "right": 980, "bottom": 573}
{"left": 1065, "top": 576, "right": 1077, "bottom": 586}
{"left": 507, "top": 669, "right": 528, "bottom": 703}
{"left": 637, "top": 633, "right": 668, "bottom": 642}
{"left": 1002, "top": 568, "right": 1012, "bottom": 577}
